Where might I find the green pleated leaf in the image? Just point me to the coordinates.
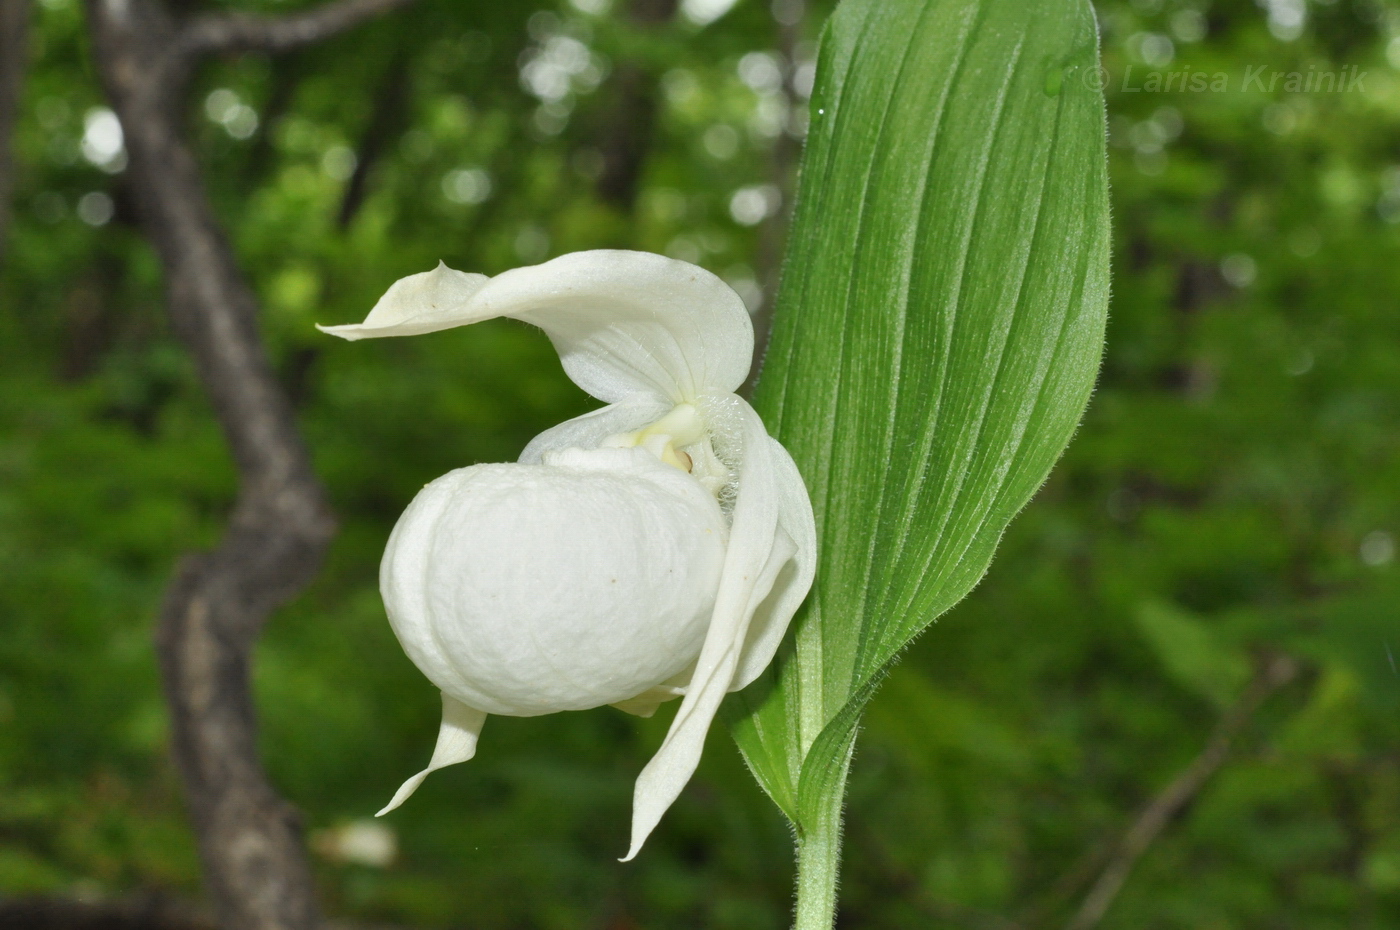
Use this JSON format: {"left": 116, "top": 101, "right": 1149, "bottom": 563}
{"left": 728, "top": 0, "right": 1110, "bottom": 829}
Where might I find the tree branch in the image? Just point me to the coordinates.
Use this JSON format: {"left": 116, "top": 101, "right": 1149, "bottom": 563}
{"left": 179, "top": 0, "right": 414, "bottom": 57}
{"left": 1064, "top": 652, "right": 1299, "bottom": 930}
{"left": 85, "top": 0, "right": 348, "bottom": 927}
{"left": 336, "top": 45, "right": 410, "bottom": 229}
{"left": 241, "top": 54, "right": 305, "bottom": 188}
{"left": 593, "top": 0, "right": 678, "bottom": 209}
{"left": 746, "top": 0, "right": 806, "bottom": 393}
{"left": 0, "top": 0, "right": 32, "bottom": 269}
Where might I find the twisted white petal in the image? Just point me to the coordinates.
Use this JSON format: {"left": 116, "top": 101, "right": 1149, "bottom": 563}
{"left": 377, "top": 694, "right": 486, "bottom": 816}
{"left": 622, "top": 396, "right": 814, "bottom": 861}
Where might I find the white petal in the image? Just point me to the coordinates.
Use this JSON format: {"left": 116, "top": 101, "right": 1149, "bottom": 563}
{"left": 622, "top": 397, "right": 815, "bottom": 861}
{"left": 320, "top": 251, "right": 754, "bottom": 404}
{"left": 317, "top": 262, "right": 489, "bottom": 340}
{"left": 377, "top": 693, "right": 487, "bottom": 816}
{"left": 518, "top": 398, "right": 668, "bottom": 465}
{"left": 611, "top": 682, "right": 688, "bottom": 718}
{"left": 730, "top": 436, "right": 817, "bottom": 691}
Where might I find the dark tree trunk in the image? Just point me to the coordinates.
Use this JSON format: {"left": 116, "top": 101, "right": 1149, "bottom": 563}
{"left": 748, "top": 0, "right": 806, "bottom": 390}
{"left": 337, "top": 45, "right": 410, "bottom": 229}
{"left": 0, "top": 0, "right": 31, "bottom": 268}
{"left": 83, "top": 0, "right": 413, "bottom": 926}
{"left": 86, "top": 3, "right": 332, "bottom": 928}
{"left": 594, "top": 0, "right": 678, "bottom": 209}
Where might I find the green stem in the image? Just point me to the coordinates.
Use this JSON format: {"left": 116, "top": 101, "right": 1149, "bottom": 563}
{"left": 791, "top": 775, "right": 848, "bottom": 930}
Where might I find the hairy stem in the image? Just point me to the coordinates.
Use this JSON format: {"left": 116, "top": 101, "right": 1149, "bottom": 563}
{"left": 792, "top": 774, "right": 847, "bottom": 930}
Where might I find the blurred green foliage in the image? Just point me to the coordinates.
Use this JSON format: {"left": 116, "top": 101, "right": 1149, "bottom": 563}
{"left": 0, "top": 0, "right": 1397, "bottom": 927}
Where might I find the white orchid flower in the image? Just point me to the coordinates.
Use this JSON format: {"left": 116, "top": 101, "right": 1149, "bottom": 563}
{"left": 319, "top": 250, "right": 815, "bottom": 859}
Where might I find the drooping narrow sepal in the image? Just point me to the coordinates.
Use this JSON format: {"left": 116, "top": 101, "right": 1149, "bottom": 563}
{"left": 378, "top": 694, "right": 488, "bottom": 816}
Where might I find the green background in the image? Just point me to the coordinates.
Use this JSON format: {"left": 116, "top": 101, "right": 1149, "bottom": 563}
{"left": 1, "top": 0, "right": 1397, "bottom": 927}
